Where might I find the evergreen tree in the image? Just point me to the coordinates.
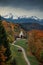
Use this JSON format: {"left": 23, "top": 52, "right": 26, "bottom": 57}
{"left": 0, "top": 16, "right": 11, "bottom": 65}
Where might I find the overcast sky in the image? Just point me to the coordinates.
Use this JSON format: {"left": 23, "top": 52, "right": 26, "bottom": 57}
{"left": 0, "top": 0, "right": 43, "bottom": 18}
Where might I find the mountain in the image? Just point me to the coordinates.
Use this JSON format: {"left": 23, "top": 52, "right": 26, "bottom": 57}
{"left": 19, "top": 23, "right": 43, "bottom": 31}
{"left": 3, "top": 13, "right": 18, "bottom": 19}
{"left": 1, "top": 14, "right": 43, "bottom": 31}
{"left": 1, "top": 14, "right": 43, "bottom": 25}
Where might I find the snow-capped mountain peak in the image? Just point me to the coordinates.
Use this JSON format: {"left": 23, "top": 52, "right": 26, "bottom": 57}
{"left": 3, "top": 13, "right": 18, "bottom": 19}
{"left": 31, "top": 16, "right": 39, "bottom": 20}
{"left": 2, "top": 13, "right": 42, "bottom": 21}
{"left": 3, "top": 13, "right": 13, "bottom": 18}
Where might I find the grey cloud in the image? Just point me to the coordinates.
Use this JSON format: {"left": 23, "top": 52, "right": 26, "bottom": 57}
{"left": 0, "top": 0, "right": 43, "bottom": 11}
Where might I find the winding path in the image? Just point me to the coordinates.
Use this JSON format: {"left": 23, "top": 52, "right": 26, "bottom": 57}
{"left": 12, "top": 41, "right": 30, "bottom": 65}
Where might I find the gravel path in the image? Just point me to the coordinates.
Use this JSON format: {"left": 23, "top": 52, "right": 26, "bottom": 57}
{"left": 12, "top": 41, "right": 30, "bottom": 65}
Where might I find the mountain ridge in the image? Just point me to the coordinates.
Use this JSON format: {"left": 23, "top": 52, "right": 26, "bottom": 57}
{"left": 1, "top": 14, "right": 43, "bottom": 25}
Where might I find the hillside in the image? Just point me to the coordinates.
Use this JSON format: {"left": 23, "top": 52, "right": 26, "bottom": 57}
{"left": 28, "top": 30, "right": 43, "bottom": 64}
{"left": 2, "top": 20, "right": 26, "bottom": 43}
{"left": 2, "top": 20, "right": 43, "bottom": 65}
{"left": 19, "top": 23, "right": 43, "bottom": 31}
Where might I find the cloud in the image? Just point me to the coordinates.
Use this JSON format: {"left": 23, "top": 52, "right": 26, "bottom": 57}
{"left": 0, "top": 0, "right": 43, "bottom": 11}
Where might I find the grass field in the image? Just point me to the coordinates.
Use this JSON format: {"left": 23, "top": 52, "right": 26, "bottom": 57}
{"left": 9, "top": 43, "right": 27, "bottom": 65}
{"left": 15, "top": 39, "right": 39, "bottom": 65}
{"left": 6, "top": 39, "right": 39, "bottom": 65}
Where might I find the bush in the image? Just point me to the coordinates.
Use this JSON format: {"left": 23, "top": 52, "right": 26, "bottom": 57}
{"left": 40, "top": 50, "right": 43, "bottom": 63}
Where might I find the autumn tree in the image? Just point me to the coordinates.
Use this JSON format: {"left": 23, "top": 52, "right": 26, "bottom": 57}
{"left": 28, "top": 30, "right": 43, "bottom": 63}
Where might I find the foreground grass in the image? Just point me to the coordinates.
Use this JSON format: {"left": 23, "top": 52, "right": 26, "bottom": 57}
{"left": 15, "top": 39, "right": 39, "bottom": 65}
{"left": 9, "top": 43, "right": 27, "bottom": 65}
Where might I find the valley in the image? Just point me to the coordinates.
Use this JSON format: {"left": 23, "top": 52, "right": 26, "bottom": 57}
{"left": 0, "top": 19, "right": 43, "bottom": 65}
{"left": 0, "top": 0, "right": 43, "bottom": 65}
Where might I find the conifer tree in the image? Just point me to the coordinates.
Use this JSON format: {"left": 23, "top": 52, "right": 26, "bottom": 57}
{"left": 0, "top": 16, "right": 11, "bottom": 65}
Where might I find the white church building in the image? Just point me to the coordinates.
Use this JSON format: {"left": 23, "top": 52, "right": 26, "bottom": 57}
{"left": 19, "top": 31, "right": 24, "bottom": 38}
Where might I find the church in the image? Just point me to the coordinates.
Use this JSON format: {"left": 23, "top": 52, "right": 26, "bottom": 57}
{"left": 19, "top": 31, "right": 24, "bottom": 38}
{"left": 19, "top": 30, "right": 27, "bottom": 39}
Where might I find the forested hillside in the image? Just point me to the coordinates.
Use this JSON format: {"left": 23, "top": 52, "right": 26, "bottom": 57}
{"left": 28, "top": 30, "right": 43, "bottom": 64}
{"left": 2, "top": 21, "right": 26, "bottom": 43}
{"left": 1, "top": 20, "right": 43, "bottom": 65}
{"left": 0, "top": 16, "right": 11, "bottom": 65}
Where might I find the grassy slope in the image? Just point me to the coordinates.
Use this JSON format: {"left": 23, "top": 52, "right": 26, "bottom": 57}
{"left": 10, "top": 43, "right": 27, "bottom": 65}
{"left": 15, "top": 39, "right": 39, "bottom": 65}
